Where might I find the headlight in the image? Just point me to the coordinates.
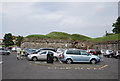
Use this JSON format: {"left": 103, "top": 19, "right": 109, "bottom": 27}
{"left": 27, "top": 55, "right": 31, "bottom": 58}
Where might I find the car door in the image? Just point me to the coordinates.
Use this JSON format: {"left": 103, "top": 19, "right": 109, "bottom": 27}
{"left": 80, "top": 51, "right": 91, "bottom": 62}
{"left": 38, "top": 51, "right": 47, "bottom": 60}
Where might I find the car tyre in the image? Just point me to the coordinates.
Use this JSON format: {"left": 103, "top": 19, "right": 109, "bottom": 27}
{"left": 66, "top": 59, "right": 73, "bottom": 64}
{"left": 7, "top": 52, "right": 10, "bottom": 55}
{"left": 117, "top": 56, "right": 120, "bottom": 59}
{"left": 32, "top": 57, "right": 38, "bottom": 61}
{"left": 109, "top": 55, "right": 112, "bottom": 58}
{"left": 90, "top": 59, "right": 97, "bottom": 64}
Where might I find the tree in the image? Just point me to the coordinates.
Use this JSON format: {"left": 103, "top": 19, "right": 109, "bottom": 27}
{"left": 16, "top": 35, "right": 24, "bottom": 47}
{"left": 112, "top": 16, "right": 120, "bottom": 34}
{"left": 3, "top": 33, "right": 14, "bottom": 47}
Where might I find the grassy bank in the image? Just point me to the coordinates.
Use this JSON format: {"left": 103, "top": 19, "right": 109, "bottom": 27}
{"left": 26, "top": 32, "right": 119, "bottom": 42}
{"left": 88, "top": 33, "right": 119, "bottom": 42}
{"left": 26, "top": 32, "right": 91, "bottom": 41}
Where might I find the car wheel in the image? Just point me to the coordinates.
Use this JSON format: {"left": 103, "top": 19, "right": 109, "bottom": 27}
{"left": 66, "top": 59, "right": 72, "bottom": 64}
{"left": 117, "top": 56, "right": 120, "bottom": 59}
{"left": 7, "top": 53, "right": 10, "bottom": 55}
{"left": 32, "top": 57, "right": 38, "bottom": 61}
{"left": 53, "top": 57, "right": 58, "bottom": 61}
{"left": 109, "top": 55, "right": 112, "bottom": 58}
{"left": 90, "top": 59, "right": 97, "bottom": 64}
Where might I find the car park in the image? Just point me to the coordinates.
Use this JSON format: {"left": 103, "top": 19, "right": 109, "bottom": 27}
{"left": 61, "top": 49, "right": 101, "bottom": 64}
{"left": 0, "top": 48, "right": 11, "bottom": 55}
{"left": 27, "top": 50, "right": 60, "bottom": 61}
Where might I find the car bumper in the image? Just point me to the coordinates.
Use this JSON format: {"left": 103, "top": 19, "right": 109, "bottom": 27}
{"left": 27, "top": 57, "right": 32, "bottom": 61}
{"left": 60, "top": 58, "right": 66, "bottom": 62}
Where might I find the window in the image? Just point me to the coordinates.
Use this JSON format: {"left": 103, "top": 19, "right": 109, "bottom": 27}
{"left": 48, "top": 52, "right": 54, "bottom": 55}
{"left": 81, "top": 51, "right": 88, "bottom": 55}
{"left": 40, "top": 51, "right": 47, "bottom": 54}
{"left": 66, "top": 50, "right": 80, "bottom": 55}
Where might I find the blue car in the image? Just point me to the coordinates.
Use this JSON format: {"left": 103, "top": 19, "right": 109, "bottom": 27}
{"left": 61, "top": 49, "right": 101, "bottom": 64}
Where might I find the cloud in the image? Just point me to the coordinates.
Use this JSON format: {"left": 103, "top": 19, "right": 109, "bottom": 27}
{"left": 0, "top": 3, "right": 2, "bottom": 38}
{"left": 2, "top": 2, "right": 118, "bottom": 38}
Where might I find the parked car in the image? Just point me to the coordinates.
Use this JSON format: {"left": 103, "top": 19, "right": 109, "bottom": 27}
{"left": 114, "top": 50, "right": 120, "bottom": 59}
{"left": 100, "top": 49, "right": 106, "bottom": 54}
{"left": 11, "top": 46, "right": 20, "bottom": 52}
{"left": 87, "top": 49, "right": 97, "bottom": 55}
{"left": 56, "top": 48, "right": 65, "bottom": 53}
{"left": 27, "top": 50, "right": 60, "bottom": 61}
{"left": 61, "top": 49, "right": 101, "bottom": 64}
{"left": 31, "top": 48, "right": 61, "bottom": 61}
{"left": 0, "top": 48, "right": 11, "bottom": 55}
{"left": 104, "top": 50, "right": 114, "bottom": 58}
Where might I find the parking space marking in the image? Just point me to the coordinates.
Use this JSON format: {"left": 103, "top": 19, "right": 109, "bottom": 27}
{"left": 0, "top": 61, "right": 3, "bottom": 64}
{"left": 47, "top": 64, "right": 109, "bottom": 70}
{"left": 29, "top": 61, "right": 109, "bottom": 70}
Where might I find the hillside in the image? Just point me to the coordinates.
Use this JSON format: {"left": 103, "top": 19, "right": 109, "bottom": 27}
{"left": 25, "top": 32, "right": 119, "bottom": 42}
{"left": 88, "top": 33, "right": 120, "bottom": 42}
{"left": 26, "top": 32, "right": 91, "bottom": 41}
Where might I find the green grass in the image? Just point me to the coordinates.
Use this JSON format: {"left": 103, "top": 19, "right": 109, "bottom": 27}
{"left": 88, "top": 33, "right": 120, "bottom": 42}
{"left": 26, "top": 32, "right": 91, "bottom": 41}
{"left": 71, "top": 34, "right": 91, "bottom": 41}
{"left": 26, "top": 32, "right": 120, "bottom": 42}
{"left": 26, "top": 34, "right": 50, "bottom": 39}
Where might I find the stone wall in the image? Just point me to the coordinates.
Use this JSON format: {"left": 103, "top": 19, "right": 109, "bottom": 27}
{"left": 94, "top": 40, "right": 120, "bottom": 51}
{"left": 21, "top": 42, "right": 73, "bottom": 49}
{"left": 21, "top": 38, "right": 92, "bottom": 49}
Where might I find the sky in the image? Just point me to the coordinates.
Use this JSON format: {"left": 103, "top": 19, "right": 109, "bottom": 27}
{"left": 0, "top": 1, "right": 119, "bottom": 38}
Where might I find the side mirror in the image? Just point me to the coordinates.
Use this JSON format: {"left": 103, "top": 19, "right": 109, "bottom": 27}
{"left": 38, "top": 52, "right": 41, "bottom": 55}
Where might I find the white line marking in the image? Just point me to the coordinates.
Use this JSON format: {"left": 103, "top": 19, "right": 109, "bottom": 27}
{"left": 0, "top": 61, "right": 3, "bottom": 64}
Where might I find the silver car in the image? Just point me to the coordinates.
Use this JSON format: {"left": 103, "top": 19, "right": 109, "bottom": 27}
{"left": 0, "top": 48, "right": 11, "bottom": 55}
{"left": 61, "top": 49, "right": 101, "bottom": 64}
{"left": 27, "top": 50, "right": 58, "bottom": 61}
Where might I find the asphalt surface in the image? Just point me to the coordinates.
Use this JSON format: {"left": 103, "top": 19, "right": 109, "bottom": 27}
{"left": 1, "top": 52, "right": 119, "bottom": 79}
{"left": 0, "top": 55, "right": 2, "bottom": 81}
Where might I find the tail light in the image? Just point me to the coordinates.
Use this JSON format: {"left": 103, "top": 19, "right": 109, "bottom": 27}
{"left": 62, "top": 54, "right": 65, "bottom": 58}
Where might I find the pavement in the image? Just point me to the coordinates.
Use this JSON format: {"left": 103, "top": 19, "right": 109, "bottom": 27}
{"left": 1, "top": 52, "right": 119, "bottom": 80}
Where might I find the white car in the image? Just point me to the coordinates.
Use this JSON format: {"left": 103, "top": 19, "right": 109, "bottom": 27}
{"left": 11, "top": 46, "right": 20, "bottom": 52}
{"left": 27, "top": 50, "right": 60, "bottom": 61}
{"left": 114, "top": 50, "right": 120, "bottom": 59}
{"left": 104, "top": 50, "right": 114, "bottom": 58}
